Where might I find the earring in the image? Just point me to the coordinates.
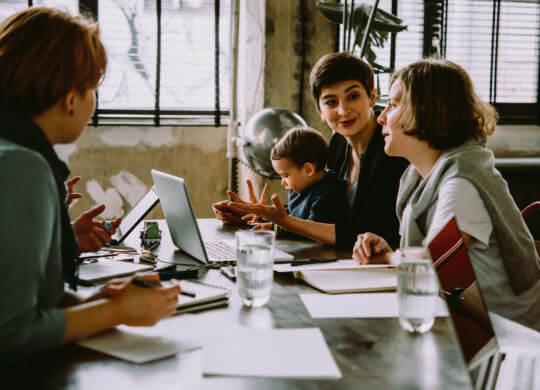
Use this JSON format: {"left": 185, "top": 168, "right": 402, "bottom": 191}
{"left": 69, "top": 109, "right": 74, "bottom": 116}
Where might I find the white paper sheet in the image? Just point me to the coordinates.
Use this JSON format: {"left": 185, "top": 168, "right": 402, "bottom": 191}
{"left": 202, "top": 327, "right": 342, "bottom": 379}
{"left": 300, "top": 292, "right": 449, "bottom": 318}
{"left": 274, "top": 259, "right": 395, "bottom": 272}
{"left": 77, "top": 313, "right": 246, "bottom": 364}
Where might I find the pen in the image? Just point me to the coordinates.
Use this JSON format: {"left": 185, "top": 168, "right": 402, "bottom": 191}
{"left": 220, "top": 267, "right": 236, "bottom": 282}
{"left": 132, "top": 278, "right": 196, "bottom": 298}
{"left": 290, "top": 258, "right": 338, "bottom": 267}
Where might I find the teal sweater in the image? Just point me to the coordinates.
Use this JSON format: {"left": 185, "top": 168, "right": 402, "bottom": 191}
{"left": 0, "top": 140, "right": 66, "bottom": 357}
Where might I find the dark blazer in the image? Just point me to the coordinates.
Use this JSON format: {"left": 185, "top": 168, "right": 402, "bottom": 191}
{"left": 328, "top": 123, "right": 409, "bottom": 250}
{"left": 278, "top": 169, "right": 347, "bottom": 240}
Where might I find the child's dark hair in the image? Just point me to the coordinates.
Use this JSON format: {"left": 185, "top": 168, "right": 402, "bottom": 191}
{"left": 310, "top": 51, "right": 374, "bottom": 111}
{"left": 271, "top": 127, "right": 328, "bottom": 171}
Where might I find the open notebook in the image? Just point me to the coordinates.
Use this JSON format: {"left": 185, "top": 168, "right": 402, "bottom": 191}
{"left": 175, "top": 280, "right": 230, "bottom": 314}
{"left": 295, "top": 267, "right": 397, "bottom": 294}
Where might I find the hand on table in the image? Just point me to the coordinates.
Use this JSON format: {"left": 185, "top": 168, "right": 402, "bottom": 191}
{"left": 352, "top": 232, "right": 392, "bottom": 265}
{"left": 73, "top": 204, "right": 121, "bottom": 252}
{"left": 114, "top": 273, "right": 180, "bottom": 326}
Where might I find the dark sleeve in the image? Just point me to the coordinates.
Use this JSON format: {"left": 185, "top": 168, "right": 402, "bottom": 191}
{"left": 0, "top": 150, "right": 67, "bottom": 358}
{"left": 335, "top": 157, "right": 408, "bottom": 251}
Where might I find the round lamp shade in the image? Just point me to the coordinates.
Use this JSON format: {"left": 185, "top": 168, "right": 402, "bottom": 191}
{"left": 240, "top": 107, "right": 307, "bottom": 178}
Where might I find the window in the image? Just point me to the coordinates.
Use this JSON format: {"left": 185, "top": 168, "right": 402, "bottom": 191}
{"left": 346, "top": 0, "right": 540, "bottom": 124}
{"left": 0, "top": 0, "right": 231, "bottom": 126}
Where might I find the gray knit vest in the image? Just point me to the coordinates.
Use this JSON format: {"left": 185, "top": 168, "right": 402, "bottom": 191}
{"left": 396, "top": 140, "right": 540, "bottom": 295}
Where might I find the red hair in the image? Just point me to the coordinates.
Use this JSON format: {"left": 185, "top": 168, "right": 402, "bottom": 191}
{"left": 0, "top": 6, "right": 107, "bottom": 116}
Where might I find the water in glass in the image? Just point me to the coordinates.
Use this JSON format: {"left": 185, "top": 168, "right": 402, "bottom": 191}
{"left": 236, "top": 231, "right": 275, "bottom": 308}
{"left": 397, "top": 256, "right": 438, "bottom": 334}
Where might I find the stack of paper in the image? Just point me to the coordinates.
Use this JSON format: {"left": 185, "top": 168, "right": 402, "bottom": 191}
{"left": 202, "top": 327, "right": 342, "bottom": 379}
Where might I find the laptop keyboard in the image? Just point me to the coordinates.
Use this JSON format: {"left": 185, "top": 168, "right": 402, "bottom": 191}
{"left": 204, "top": 240, "right": 236, "bottom": 261}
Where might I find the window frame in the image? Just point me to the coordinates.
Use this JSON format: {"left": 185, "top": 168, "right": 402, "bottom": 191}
{"left": 378, "top": 0, "right": 539, "bottom": 124}
{"left": 77, "top": 0, "right": 229, "bottom": 127}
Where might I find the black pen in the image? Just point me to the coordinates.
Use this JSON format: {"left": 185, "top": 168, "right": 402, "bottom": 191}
{"left": 132, "top": 278, "right": 196, "bottom": 298}
{"left": 220, "top": 267, "right": 236, "bottom": 282}
{"left": 290, "top": 258, "right": 338, "bottom": 267}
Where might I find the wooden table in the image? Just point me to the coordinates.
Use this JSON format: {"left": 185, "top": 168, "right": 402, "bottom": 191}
{"left": 2, "top": 219, "right": 472, "bottom": 389}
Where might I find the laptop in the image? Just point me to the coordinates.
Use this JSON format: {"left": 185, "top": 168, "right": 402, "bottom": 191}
{"left": 108, "top": 186, "right": 160, "bottom": 247}
{"left": 427, "top": 217, "right": 540, "bottom": 390}
{"left": 150, "top": 169, "right": 295, "bottom": 264}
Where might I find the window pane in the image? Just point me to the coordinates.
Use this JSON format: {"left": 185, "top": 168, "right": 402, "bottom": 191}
{"left": 161, "top": 0, "right": 230, "bottom": 110}
{"left": 35, "top": 0, "right": 77, "bottom": 14}
{"left": 446, "top": 0, "right": 539, "bottom": 104}
{"left": 0, "top": 0, "right": 28, "bottom": 22}
{"left": 98, "top": 1, "right": 157, "bottom": 109}
{"left": 371, "top": 0, "right": 424, "bottom": 98}
{"left": 496, "top": 1, "right": 539, "bottom": 103}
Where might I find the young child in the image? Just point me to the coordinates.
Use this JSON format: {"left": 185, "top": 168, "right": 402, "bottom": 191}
{"left": 255, "top": 127, "right": 346, "bottom": 239}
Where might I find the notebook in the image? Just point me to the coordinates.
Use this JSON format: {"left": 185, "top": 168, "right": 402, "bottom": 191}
{"left": 294, "top": 267, "right": 396, "bottom": 294}
{"left": 78, "top": 260, "right": 154, "bottom": 285}
{"left": 150, "top": 169, "right": 294, "bottom": 264}
{"left": 428, "top": 217, "right": 540, "bottom": 390}
{"left": 174, "top": 280, "right": 230, "bottom": 314}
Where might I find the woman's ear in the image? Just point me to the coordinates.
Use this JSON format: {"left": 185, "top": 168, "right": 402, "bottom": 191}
{"left": 369, "top": 88, "right": 377, "bottom": 107}
{"left": 60, "top": 89, "right": 77, "bottom": 116}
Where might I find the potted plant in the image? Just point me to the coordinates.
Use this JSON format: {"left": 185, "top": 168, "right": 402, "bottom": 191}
{"left": 315, "top": 1, "right": 407, "bottom": 75}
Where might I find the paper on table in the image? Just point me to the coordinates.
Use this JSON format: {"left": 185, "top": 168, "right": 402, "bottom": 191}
{"left": 274, "top": 259, "right": 395, "bottom": 272}
{"left": 300, "top": 292, "right": 449, "bottom": 318}
{"left": 77, "top": 313, "right": 246, "bottom": 363}
{"left": 202, "top": 327, "right": 342, "bottom": 379}
{"left": 77, "top": 326, "right": 192, "bottom": 364}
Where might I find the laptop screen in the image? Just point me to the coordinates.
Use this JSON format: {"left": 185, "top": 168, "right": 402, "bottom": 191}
{"left": 113, "top": 187, "right": 159, "bottom": 244}
{"left": 427, "top": 217, "right": 497, "bottom": 367}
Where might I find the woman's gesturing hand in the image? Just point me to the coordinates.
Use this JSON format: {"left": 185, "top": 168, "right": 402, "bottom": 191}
{"left": 227, "top": 193, "right": 287, "bottom": 225}
{"left": 212, "top": 179, "right": 269, "bottom": 225}
{"left": 352, "top": 232, "right": 392, "bottom": 265}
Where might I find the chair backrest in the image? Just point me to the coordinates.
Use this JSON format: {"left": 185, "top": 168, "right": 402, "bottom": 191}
{"left": 427, "top": 217, "right": 494, "bottom": 363}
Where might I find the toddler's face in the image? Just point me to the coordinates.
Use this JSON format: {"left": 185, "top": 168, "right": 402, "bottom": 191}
{"left": 272, "top": 158, "right": 313, "bottom": 193}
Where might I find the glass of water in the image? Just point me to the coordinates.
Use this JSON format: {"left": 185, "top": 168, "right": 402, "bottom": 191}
{"left": 235, "top": 230, "right": 275, "bottom": 308}
{"left": 397, "top": 247, "right": 439, "bottom": 334}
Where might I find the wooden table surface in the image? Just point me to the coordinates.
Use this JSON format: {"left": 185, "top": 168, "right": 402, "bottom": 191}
{"left": 2, "top": 219, "right": 472, "bottom": 389}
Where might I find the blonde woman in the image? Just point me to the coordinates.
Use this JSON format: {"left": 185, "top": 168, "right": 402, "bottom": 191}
{"left": 353, "top": 58, "right": 540, "bottom": 330}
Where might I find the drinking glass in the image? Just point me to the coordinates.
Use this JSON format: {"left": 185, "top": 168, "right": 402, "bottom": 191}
{"left": 235, "top": 230, "right": 275, "bottom": 308}
{"left": 396, "top": 247, "right": 439, "bottom": 334}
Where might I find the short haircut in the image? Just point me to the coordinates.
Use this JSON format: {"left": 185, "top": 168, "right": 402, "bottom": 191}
{"left": 0, "top": 7, "right": 107, "bottom": 116}
{"left": 271, "top": 127, "right": 328, "bottom": 171}
{"left": 309, "top": 51, "right": 374, "bottom": 111}
{"left": 391, "top": 57, "right": 497, "bottom": 150}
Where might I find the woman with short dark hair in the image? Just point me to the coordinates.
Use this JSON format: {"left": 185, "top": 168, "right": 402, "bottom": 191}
{"left": 214, "top": 52, "right": 409, "bottom": 250}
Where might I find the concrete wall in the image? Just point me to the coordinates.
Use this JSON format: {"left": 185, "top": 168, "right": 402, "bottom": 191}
{"left": 58, "top": 125, "right": 228, "bottom": 221}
